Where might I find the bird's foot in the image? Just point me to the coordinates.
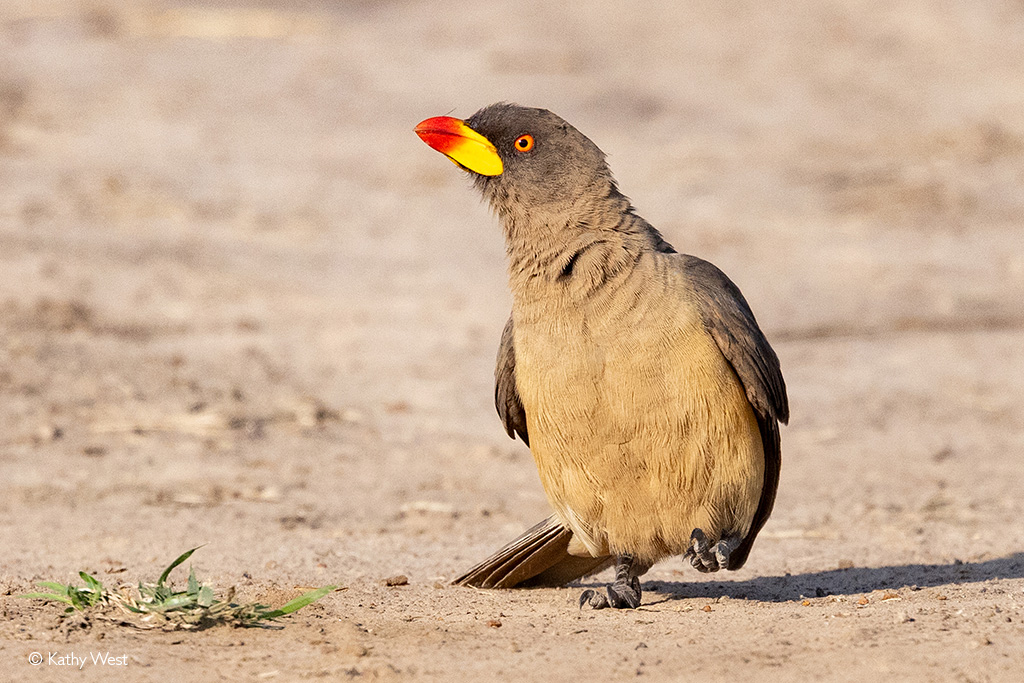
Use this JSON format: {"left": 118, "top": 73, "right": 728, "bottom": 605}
{"left": 579, "top": 575, "right": 642, "bottom": 610}
{"left": 579, "top": 553, "right": 642, "bottom": 609}
{"left": 684, "top": 528, "right": 741, "bottom": 573}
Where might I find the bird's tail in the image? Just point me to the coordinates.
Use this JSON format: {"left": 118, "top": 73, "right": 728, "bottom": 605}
{"left": 453, "top": 515, "right": 614, "bottom": 588}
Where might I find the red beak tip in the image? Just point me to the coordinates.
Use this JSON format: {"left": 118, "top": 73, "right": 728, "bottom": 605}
{"left": 416, "top": 116, "right": 460, "bottom": 133}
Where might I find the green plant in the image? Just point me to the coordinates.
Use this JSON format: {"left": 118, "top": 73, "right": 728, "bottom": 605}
{"left": 21, "top": 547, "right": 337, "bottom": 629}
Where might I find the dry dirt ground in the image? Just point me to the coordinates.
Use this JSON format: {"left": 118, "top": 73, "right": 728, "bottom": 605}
{"left": 1, "top": 1, "right": 1023, "bottom": 680}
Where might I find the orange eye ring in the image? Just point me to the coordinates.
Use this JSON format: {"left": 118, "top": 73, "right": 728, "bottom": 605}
{"left": 514, "top": 134, "right": 535, "bottom": 152}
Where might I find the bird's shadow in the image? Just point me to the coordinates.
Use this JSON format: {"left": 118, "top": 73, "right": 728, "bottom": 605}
{"left": 636, "top": 552, "right": 1024, "bottom": 603}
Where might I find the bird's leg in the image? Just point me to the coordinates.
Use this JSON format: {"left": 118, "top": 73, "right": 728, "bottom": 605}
{"left": 684, "top": 528, "right": 741, "bottom": 573}
{"left": 579, "top": 553, "right": 642, "bottom": 610}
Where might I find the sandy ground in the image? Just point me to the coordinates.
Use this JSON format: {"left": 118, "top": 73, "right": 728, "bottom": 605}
{"left": 1, "top": 0, "right": 1023, "bottom": 680}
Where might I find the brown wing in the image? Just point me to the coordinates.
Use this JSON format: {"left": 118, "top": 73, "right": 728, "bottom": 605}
{"left": 679, "top": 254, "right": 789, "bottom": 569}
{"left": 495, "top": 316, "right": 529, "bottom": 446}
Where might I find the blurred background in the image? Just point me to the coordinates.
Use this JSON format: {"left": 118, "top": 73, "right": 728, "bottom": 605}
{"left": 1, "top": 0, "right": 1022, "bottom": 590}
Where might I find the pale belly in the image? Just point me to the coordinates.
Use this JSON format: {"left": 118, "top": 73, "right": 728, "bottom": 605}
{"left": 513, "top": 296, "right": 764, "bottom": 563}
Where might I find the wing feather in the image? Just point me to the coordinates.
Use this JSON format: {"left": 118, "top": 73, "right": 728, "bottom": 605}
{"left": 495, "top": 316, "right": 529, "bottom": 446}
{"left": 678, "top": 254, "right": 788, "bottom": 568}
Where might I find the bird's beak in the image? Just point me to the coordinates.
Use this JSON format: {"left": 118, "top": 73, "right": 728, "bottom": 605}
{"left": 414, "top": 116, "right": 503, "bottom": 176}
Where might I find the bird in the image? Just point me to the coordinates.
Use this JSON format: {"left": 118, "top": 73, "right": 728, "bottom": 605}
{"left": 414, "top": 103, "right": 788, "bottom": 609}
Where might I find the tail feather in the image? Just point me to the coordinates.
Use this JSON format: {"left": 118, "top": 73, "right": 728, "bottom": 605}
{"left": 453, "top": 516, "right": 613, "bottom": 588}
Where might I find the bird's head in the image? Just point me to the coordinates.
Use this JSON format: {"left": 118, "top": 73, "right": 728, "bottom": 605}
{"left": 415, "top": 103, "right": 613, "bottom": 219}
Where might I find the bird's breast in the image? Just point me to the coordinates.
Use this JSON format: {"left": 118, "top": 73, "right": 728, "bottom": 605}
{"left": 511, "top": 274, "right": 764, "bottom": 560}
{"left": 511, "top": 269, "right": 709, "bottom": 444}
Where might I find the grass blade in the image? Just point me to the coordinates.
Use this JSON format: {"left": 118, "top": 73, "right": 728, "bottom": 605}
{"left": 80, "top": 571, "right": 103, "bottom": 593}
{"left": 69, "top": 588, "right": 95, "bottom": 610}
{"left": 149, "top": 593, "right": 198, "bottom": 612}
{"left": 259, "top": 585, "right": 337, "bottom": 620}
{"left": 19, "top": 592, "right": 72, "bottom": 604}
{"left": 158, "top": 546, "right": 202, "bottom": 585}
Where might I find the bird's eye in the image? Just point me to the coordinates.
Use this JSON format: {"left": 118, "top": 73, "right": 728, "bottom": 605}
{"left": 514, "top": 134, "right": 535, "bottom": 152}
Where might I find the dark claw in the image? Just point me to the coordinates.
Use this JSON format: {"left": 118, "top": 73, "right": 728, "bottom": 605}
{"left": 579, "top": 557, "right": 643, "bottom": 610}
{"left": 714, "top": 537, "right": 739, "bottom": 568}
{"left": 691, "top": 554, "right": 715, "bottom": 572}
{"left": 684, "top": 529, "right": 741, "bottom": 574}
{"left": 686, "top": 528, "right": 718, "bottom": 572}
{"left": 606, "top": 576, "right": 642, "bottom": 609}
{"left": 579, "top": 588, "right": 610, "bottom": 609}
